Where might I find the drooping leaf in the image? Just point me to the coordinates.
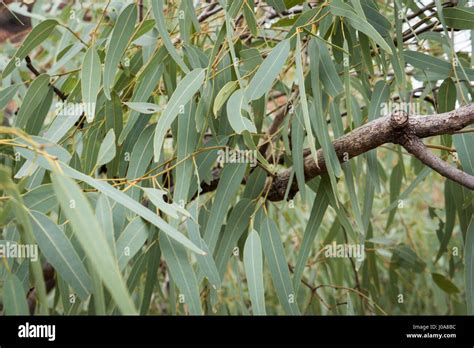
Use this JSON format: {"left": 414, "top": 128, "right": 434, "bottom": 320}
{"left": 295, "top": 33, "right": 318, "bottom": 165}
{"left": 95, "top": 194, "right": 116, "bottom": 257}
{"left": 0, "top": 85, "right": 20, "bottom": 109}
{"left": 96, "top": 128, "right": 116, "bottom": 166}
{"left": 432, "top": 273, "right": 460, "bottom": 294}
{"left": 103, "top": 4, "right": 137, "bottom": 99}
{"left": 3, "top": 273, "right": 29, "bottom": 315}
{"left": 244, "top": 229, "right": 266, "bottom": 315}
{"left": 214, "top": 198, "right": 256, "bottom": 277}
{"left": 329, "top": 0, "right": 391, "bottom": 53}
{"left": 443, "top": 7, "right": 474, "bottom": 30}
{"left": 292, "top": 185, "right": 329, "bottom": 292}
{"left": 213, "top": 80, "right": 238, "bottom": 116}
{"left": 226, "top": 89, "right": 257, "bottom": 134}
{"left": 437, "top": 78, "right": 457, "bottom": 113}
{"left": 152, "top": 1, "right": 190, "bottom": 73}
{"left": 2, "top": 19, "right": 58, "bottom": 78}
{"left": 119, "top": 48, "right": 166, "bottom": 144}
{"left": 15, "top": 74, "right": 51, "bottom": 134}
{"left": 116, "top": 217, "right": 149, "bottom": 270}
{"left": 159, "top": 233, "right": 202, "bottom": 315}
{"left": 260, "top": 217, "right": 300, "bottom": 315}
{"left": 153, "top": 68, "right": 205, "bottom": 161}
{"left": 17, "top": 142, "right": 204, "bottom": 255}
{"left": 187, "top": 202, "right": 221, "bottom": 289}
{"left": 245, "top": 39, "right": 290, "bottom": 101}
{"left": 51, "top": 173, "right": 137, "bottom": 314}
{"left": 81, "top": 47, "right": 102, "bottom": 122}
{"left": 124, "top": 102, "right": 161, "bottom": 114}
{"left": 203, "top": 163, "right": 247, "bottom": 253}
{"left": 28, "top": 210, "right": 92, "bottom": 300}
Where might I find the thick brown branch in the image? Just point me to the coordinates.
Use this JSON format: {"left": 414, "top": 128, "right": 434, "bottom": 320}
{"left": 266, "top": 104, "right": 474, "bottom": 201}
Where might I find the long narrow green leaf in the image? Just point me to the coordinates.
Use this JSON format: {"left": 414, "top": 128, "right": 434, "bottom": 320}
{"left": 2, "top": 19, "right": 58, "bottom": 78}
{"left": 153, "top": 68, "right": 205, "bottom": 161}
{"left": 15, "top": 74, "right": 51, "bottom": 132}
{"left": 28, "top": 210, "right": 92, "bottom": 300}
{"left": 215, "top": 198, "right": 256, "bottom": 277}
{"left": 329, "top": 0, "right": 391, "bottom": 53}
{"left": 244, "top": 229, "right": 266, "bottom": 315}
{"left": 96, "top": 129, "right": 116, "bottom": 166}
{"left": 292, "top": 185, "right": 329, "bottom": 292}
{"left": 103, "top": 4, "right": 137, "bottom": 99}
{"left": 260, "top": 217, "right": 300, "bottom": 315}
{"left": 119, "top": 48, "right": 166, "bottom": 144}
{"left": 174, "top": 102, "right": 197, "bottom": 203}
{"left": 152, "top": 1, "right": 190, "bottom": 73}
{"left": 159, "top": 233, "right": 202, "bottom": 315}
{"left": 188, "top": 202, "right": 221, "bottom": 289}
{"left": 0, "top": 85, "right": 20, "bottom": 109}
{"left": 295, "top": 33, "right": 318, "bottom": 165}
{"left": 51, "top": 173, "right": 137, "bottom": 314}
{"left": 3, "top": 273, "right": 29, "bottom": 315}
{"left": 81, "top": 47, "right": 101, "bottom": 122}
{"left": 226, "top": 90, "right": 257, "bottom": 134}
{"left": 116, "top": 217, "right": 149, "bottom": 270}
{"left": 245, "top": 39, "right": 290, "bottom": 101}
{"left": 0, "top": 166, "right": 48, "bottom": 314}
{"left": 203, "top": 163, "right": 247, "bottom": 253}
{"left": 95, "top": 194, "right": 116, "bottom": 257}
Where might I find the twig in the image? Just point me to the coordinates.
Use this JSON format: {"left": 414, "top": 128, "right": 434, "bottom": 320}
{"left": 25, "top": 56, "right": 68, "bottom": 101}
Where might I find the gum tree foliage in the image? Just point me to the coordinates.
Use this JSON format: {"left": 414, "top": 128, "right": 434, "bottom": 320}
{"left": 0, "top": 0, "right": 473, "bottom": 315}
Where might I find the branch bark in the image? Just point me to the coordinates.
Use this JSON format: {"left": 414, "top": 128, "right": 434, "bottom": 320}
{"left": 401, "top": 134, "right": 474, "bottom": 190}
{"left": 266, "top": 104, "right": 474, "bottom": 201}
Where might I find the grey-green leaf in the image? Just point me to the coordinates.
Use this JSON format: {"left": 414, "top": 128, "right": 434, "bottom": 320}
{"left": 159, "top": 233, "right": 202, "bottom": 315}
{"left": 116, "top": 217, "right": 149, "bottom": 270}
{"left": 3, "top": 273, "right": 29, "bottom": 315}
{"left": 96, "top": 129, "right": 116, "bottom": 166}
{"left": 329, "top": 0, "right": 391, "bottom": 53}
{"left": 443, "top": 7, "right": 474, "bottom": 30}
{"left": 3, "top": 19, "right": 58, "bottom": 78}
{"left": 81, "top": 47, "right": 102, "bottom": 122}
{"left": 226, "top": 89, "right": 257, "bottom": 134}
{"left": 51, "top": 172, "right": 136, "bottom": 314}
{"left": 28, "top": 210, "right": 92, "bottom": 300}
{"left": 260, "top": 217, "right": 300, "bottom": 315}
{"left": 124, "top": 102, "right": 161, "bottom": 114}
{"left": 103, "top": 4, "right": 137, "bottom": 99}
{"left": 245, "top": 39, "right": 290, "bottom": 101}
{"left": 213, "top": 80, "right": 238, "bottom": 116}
{"left": 152, "top": 1, "right": 190, "bottom": 73}
{"left": 203, "top": 163, "right": 247, "bottom": 253}
{"left": 244, "top": 229, "right": 266, "bottom": 315}
{"left": 0, "top": 85, "right": 20, "bottom": 109}
{"left": 153, "top": 68, "right": 205, "bottom": 161}
{"left": 15, "top": 74, "right": 51, "bottom": 133}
